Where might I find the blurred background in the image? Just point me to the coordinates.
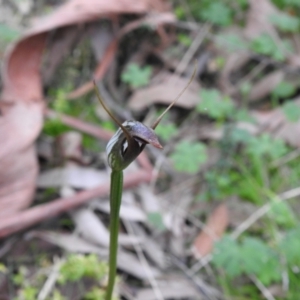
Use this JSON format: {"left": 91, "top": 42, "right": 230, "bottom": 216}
{"left": 1, "top": 0, "right": 300, "bottom": 299}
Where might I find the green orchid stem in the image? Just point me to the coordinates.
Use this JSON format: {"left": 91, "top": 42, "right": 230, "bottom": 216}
{"left": 106, "top": 170, "right": 123, "bottom": 300}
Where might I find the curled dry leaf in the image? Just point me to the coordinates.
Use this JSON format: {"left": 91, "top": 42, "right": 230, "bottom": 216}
{"left": 249, "top": 70, "right": 285, "bottom": 102}
{"left": 192, "top": 203, "right": 229, "bottom": 259}
{"left": 71, "top": 207, "right": 110, "bottom": 247}
{"left": 128, "top": 73, "right": 201, "bottom": 111}
{"left": 0, "top": 102, "right": 44, "bottom": 217}
{"left": 93, "top": 199, "right": 147, "bottom": 222}
{"left": 58, "top": 131, "right": 83, "bottom": 161}
{"left": 29, "top": 230, "right": 107, "bottom": 255}
{"left": 37, "top": 164, "right": 108, "bottom": 189}
{"left": 0, "top": 0, "right": 166, "bottom": 217}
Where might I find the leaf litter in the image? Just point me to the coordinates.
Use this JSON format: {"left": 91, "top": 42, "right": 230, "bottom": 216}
{"left": 2, "top": 0, "right": 300, "bottom": 299}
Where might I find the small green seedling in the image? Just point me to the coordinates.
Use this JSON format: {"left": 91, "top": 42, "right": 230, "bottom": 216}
{"left": 121, "top": 63, "right": 152, "bottom": 88}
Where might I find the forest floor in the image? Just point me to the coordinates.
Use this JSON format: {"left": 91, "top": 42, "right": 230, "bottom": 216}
{"left": 1, "top": 0, "right": 300, "bottom": 299}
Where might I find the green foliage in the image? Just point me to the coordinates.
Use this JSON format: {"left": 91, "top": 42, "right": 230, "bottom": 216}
{"left": 82, "top": 134, "right": 101, "bottom": 151}
{"left": 200, "top": 2, "right": 233, "bottom": 26}
{"left": 270, "top": 12, "right": 300, "bottom": 32}
{"left": 170, "top": 140, "right": 207, "bottom": 174}
{"left": 213, "top": 236, "right": 281, "bottom": 285}
{"left": 84, "top": 287, "right": 106, "bottom": 300}
{"left": 0, "top": 24, "right": 20, "bottom": 43}
{"left": 273, "top": 0, "right": 300, "bottom": 8}
{"left": 272, "top": 81, "right": 296, "bottom": 98}
{"left": 155, "top": 122, "right": 177, "bottom": 142}
{"left": 0, "top": 263, "right": 7, "bottom": 273}
{"left": 203, "top": 170, "right": 240, "bottom": 200}
{"left": 268, "top": 201, "right": 296, "bottom": 228}
{"left": 282, "top": 102, "right": 300, "bottom": 122}
{"left": 121, "top": 63, "right": 152, "bottom": 88}
{"left": 13, "top": 266, "right": 28, "bottom": 286}
{"left": 15, "top": 286, "right": 38, "bottom": 300}
{"left": 233, "top": 109, "right": 256, "bottom": 123}
{"left": 49, "top": 290, "right": 66, "bottom": 300}
{"left": 178, "top": 33, "right": 192, "bottom": 47}
{"left": 279, "top": 226, "right": 300, "bottom": 265}
{"left": 246, "top": 134, "right": 288, "bottom": 159}
{"left": 147, "top": 212, "right": 166, "bottom": 231}
{"left": 43, "top": 118, "right": 70, "bottom": 137}
{"left": 197, "top": 89, "right": 235, "bottom": 120}
{"left": 10, "top": 254, "right": 109, "bottom": 300}
{"left": 58, "top": 254, "right": 108, "bottom": 284}
{"left": 251, "top": 34, "right": 292, "bottom": 61}
{"left": 52, "top": 90, "right": 71, "bottom": 113}
{"left": 215, "top": 33, "right": 249, "bottom": 52}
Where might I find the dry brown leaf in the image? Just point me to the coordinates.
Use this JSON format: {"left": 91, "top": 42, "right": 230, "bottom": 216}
{"left": 253, "top": 98, "right": 300, "bottom": 148}
{"left": 220, "top": 51, "right": 252, "bottom": 95}
{"left": 58, "top": 131, "right": 83, "bottom": 161}
{"left": 249, "top": 71, "right": 284, "bottom": 102}
{"left": 0, "top": 0, "right": 163, "bottom": 216}
{"left": 135, "top": 274, "right": 200, "bottom": 300}
{"left": 42, "top": 26, "right": 81, "bottom": 85}
{"left": 96, "top": 201, "right": 148, "bottom": 222}
{"left": 37, "top": 164, "right": 108, "bottom": 189}
{"left": 71, "top": 208, "right": 110, "bottom": 247}
{"left": 192, "top": 203, "right": 229, "bottom": 258}
{"left": 128, "top": 73, "right": 201, "bottom": 111}
{"left": 244, "top": 0, "right": 278, "bottom": 40}
{"left": 0, "top": 102, "right": 44, "bottom": 216}
{"left": 29, "top": 231, "right": 107, "bottom": 255}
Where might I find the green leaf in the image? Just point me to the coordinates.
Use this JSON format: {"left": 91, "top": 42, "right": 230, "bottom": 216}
{"left": 272, "top": 81, "right": 296, "bottom": 98}
{"left": 215, "top": 33, "right": 249, "bottom": 52}
{"left": 246, "top": 134, "right": 288, "bottom": 159}
{"left": 170, "top": 141, "right": 207, "bottom": 174}
{"left": 121, "top": 63, "right": 152, "bottom": 88}
{"left": 197, "top": 88, "right": 235, "bottom": 119}
{"left": 251, "top": 34, "right": 292, "bottom": 61}
{"left": 241, "top": 238, "right": 281, "bottom": 284}
{"left": 43, "top": 118, "right": 70, "bottom": 137}
{"left": 268, "top": 201, "right": 296, "bottom": 228}
{"left": 178, "top": 33, "right": 192, "bottom": 47}
{"left": 234, "top": 109, "right": 256, "bottom": 123}
{"left": 84, "top": 287, "right": 106, "bottom": 300}
{"left": 59, "top": 254, "right": 107, "bottom": 284}
{"left": 270, "top": 12, "right": 300, "bottom": 32}
{"left": 279, "top": 226, "right": 300, "bottom": 265}
{"left": 213, "top": 237, "right": 244, "bottom": 277}
{"left": 213, "top": 236, "right": 281, "bottom": 285}
{"left": 147, "top": 212, "right": 166, "bottom": 231}
{"left": 229, "top": 128, "right": 253, "bottom": 144}
{"left": 286, "top": 0, "right": 300, "bottom": 6}
{"left": 155, "top": 122, "right": 177, "bottom": 142}
{"left": 0, "top": 24, "right": 20, "bottom": 43}
{"left": 0, "top": 263, "right": 7, "bottom": 273}
{"left": 200, "top": 2, "right": 233, "bottom": 26}
{"left": 282, "top": 102, "right": 300, "bottom": 122}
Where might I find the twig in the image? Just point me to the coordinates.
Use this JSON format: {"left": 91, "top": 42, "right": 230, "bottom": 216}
{"left": 37, "top": 257, "right": 63, "bottom": 300}
{"left": 173, "top": 24, "right": 210, "bottom": 77}
{"left": 124, "top": 220, "right": 164, "bottom": 300}
{"left": 0, "top": 169, "right": 153, "bottom": 238}
{"left": 271, "top": 148, "right": 300, "bottom": 168}
{"left": 231, "top": 186, "right": 300, "bottom": 239}
{"left": 250, "top": 275, "right": 275, "bottom": 300}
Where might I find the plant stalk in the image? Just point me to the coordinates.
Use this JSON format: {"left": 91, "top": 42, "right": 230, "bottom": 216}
{"left": 106, "top": 170, "right": 123, "bottom": 300}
